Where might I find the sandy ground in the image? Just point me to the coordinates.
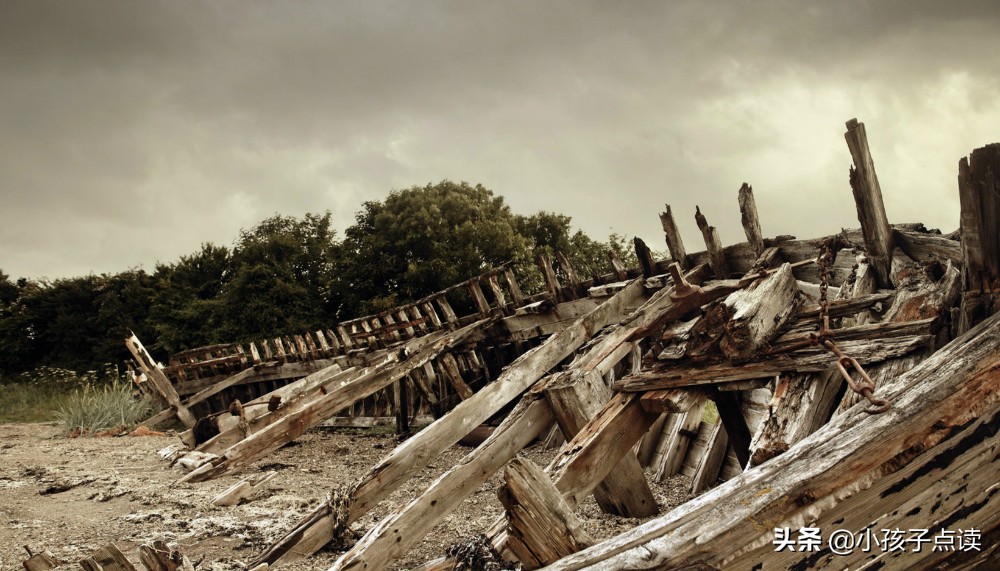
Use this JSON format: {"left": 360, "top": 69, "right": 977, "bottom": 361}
{"left": 0, "top": 422, "right": 693, "bottom": 571}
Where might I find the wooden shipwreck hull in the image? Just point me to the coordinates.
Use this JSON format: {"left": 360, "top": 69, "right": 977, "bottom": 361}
{"left": 126, "top": 120, "right": 999, "bottom": 570}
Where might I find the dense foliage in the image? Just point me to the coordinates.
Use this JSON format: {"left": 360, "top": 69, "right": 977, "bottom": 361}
{"left": 0, "top": 181, "right": 643, "bottom": 377}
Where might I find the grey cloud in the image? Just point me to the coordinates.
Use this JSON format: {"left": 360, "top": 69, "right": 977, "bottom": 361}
{"left": 1, "top": 0, "right": 998, "bottom": 279}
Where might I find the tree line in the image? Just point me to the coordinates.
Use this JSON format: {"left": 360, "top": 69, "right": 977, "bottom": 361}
{"left": 0, "top": 181, "right": 642, "bottom": 378}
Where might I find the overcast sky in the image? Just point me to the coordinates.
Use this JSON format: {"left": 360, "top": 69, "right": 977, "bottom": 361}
{"left": 2, "top": 1, "right": 999, "bottom": 280}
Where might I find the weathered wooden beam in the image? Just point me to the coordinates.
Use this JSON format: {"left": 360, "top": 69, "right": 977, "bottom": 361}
{"left": 718, "top": 263, "right": 798, "bottom": 361}
{"left": 746, "top": 370, "right": 842, "bottom": 468}
{"left": 22, "top": 548, "right": 58, "bottom": 571}
{"left": 504, "top": 268, "right": 526, "bottom": 307}
{"left": 690, "top": 418, "right": 728, "bottom": 494}
{"left": 845, "top": 118, "right": 894, "bottom": 288}
{"left": 639, "top": 388, "right": 707, "bottom": 415}
{"left": 737, "top": 183, "right": 764, "bottom": 258}
{"left": 253, "top": 280, "right": 647, "bottom": 566}
{"left": 617, "top": 335, "right": 931, "bottom": 391}
{"left": 653, "top": 398, "right": 706, "bottom": 482}
{"left": 138, "top": 541, "right": 195, "bottom": 571}
{"left": 544, "top": 370, "right": 658, "bottom": 517}
{"left": 534, "top": 310, "right": 1000, "bottom": 571}
{"left": 636, "top": 412, "right": 668, "bottom": 467}
{"left": 659, "top": 204, "right": 688, "bottom": 269}
{"left": 499, "top": 457, "right": 595, "bottom": 570}
{"left": 538, "top": 253, "right": 563, "bottom": 302}
{"left": 467, "top": 280, "right": 491, "bottom": 315}
{"left": 710, "top": 390, "right": 751, "bottom": 469}
{"left": 695, "top": 206, "right": 730, "bottom": 279}
{"left": 125, "top": 332, "right": 197, "bottom": 429}
{"left": 607, "top": 249, "right": 628, "bottom": 281}
{"left": 211, "top": 471, "right": 277, "bottom": 506}
{"left": 548, "top": 392, "right": 661, "bottom": 511}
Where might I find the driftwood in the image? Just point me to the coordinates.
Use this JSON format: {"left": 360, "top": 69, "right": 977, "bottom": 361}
{"left": 22, "top": 548, "right": 58, "bottom": 571}
{"left": 211, "top": 471, "right": 277, "bottom": 506}
{"left": 125, "top": 333, "right": 196, "bottom": 428}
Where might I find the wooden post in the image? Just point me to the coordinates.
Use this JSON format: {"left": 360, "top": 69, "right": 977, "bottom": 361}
{"left": 538, "top": 253, "right": 563, "bottom": 302}
{"left": 394, "top": 379, "right": 409, "bottom": 435}
{"left": 957, "top": 143, "right": 1000, "bottom": 333}
{"left": 844, "top": 118, "right": 893, "bottom": 288}
{"left": 695, "top": 206, "right": 730, "bottom": 279}
{"left": 124, "top": 332, "right": 197, "bottom": 429}
{"left": 737, "top": 183, "right": 764, "bottom": 258}
{"left": 468, "top": 280, "right": 491, "bottom": 315}
{"left": 659, "top": 204, "right": 688, "bottom": 269}
{"left": 504, "top": 268, "right": 526, "bottom": 307}
{"left": 485, "top": 274, "right": 510, "bottom": 313}
{"left": 632, "top": 237, "right": 656, "bottom": 278}
{"left": 555, "top": 251, "right": 585, "bottom": 299}
{"left": 607, "top": 249, "right": 628, "bottom": 281}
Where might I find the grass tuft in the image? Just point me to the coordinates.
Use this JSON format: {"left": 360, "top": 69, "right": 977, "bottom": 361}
{"left": 55, "top": 376, "right": 154, "bottom": 434}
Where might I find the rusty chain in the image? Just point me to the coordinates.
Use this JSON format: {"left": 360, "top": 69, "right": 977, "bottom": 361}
{"left": 811, "top": 238, "right": 891, "bottom": 414}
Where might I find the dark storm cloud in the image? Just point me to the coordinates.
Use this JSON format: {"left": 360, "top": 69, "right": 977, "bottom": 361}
{"left": 1, "top": 0, "right": 999, "bottom": 279}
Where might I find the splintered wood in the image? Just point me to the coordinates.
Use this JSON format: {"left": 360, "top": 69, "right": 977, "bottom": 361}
{"left": 120, "top": 120, "right": 997, "bottom": 571}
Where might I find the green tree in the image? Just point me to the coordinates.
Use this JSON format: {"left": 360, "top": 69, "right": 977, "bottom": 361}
{"left": 217, "top": 212, "right": 340, "bottom": 340}
{"left": 337, "top": 181, "right": 532, "bottom": 315}
{"left": 148, "top": 243, "right": 230, "bottom": 354}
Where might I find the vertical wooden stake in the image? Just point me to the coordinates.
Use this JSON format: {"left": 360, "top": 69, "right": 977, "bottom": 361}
{"left": 659, "top": 204, "right": 688, "bottom": 270}
{"left": 737, "top": 183, "right": 765, "bottom": 258}
{"left": 844, "top": 118, "right": 894, "bottom": 288}
{"left": 695, "top": 206, "right": 730, "bottom": 279}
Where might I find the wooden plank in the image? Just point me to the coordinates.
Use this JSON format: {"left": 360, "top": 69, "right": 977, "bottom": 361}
{"left": 532, "top": 311, "right": 1000, "bottom": 571}
{"left": 737, "top": 182, "right": 765, "bottom": 258}
{"left": 639, "top": 389, "right": 707, "bottom": 415}
{"left": 659, "top": 204, "right": 688, "bottom": 269}
{"left": 607, "top": 249, "right": 628, "bottom": 281}
{"left": 485, "top": 274, "right": 510, "bottom": 312}
{"left": 79, "top": 545, "right": 136, "bottom": 571}
{"left": 636, "top": 413, "right": 668, "bottom": 468}
{"left": 690, "top": 418, "right": 728, "bottom": 494}
{"left": 504, "top": 268, "right": 526, "bottom": 307}
{"left": 436, "top": 295, "right": 459, "bottom": 324}
{"left": 845, "top": 118, "right": 893, "bottom": 288}
{"left": 125, "top": 332, "right": 197, "bottom": 429}
{"left": 500, "top": 457, "right": 595, "bottom": 570}
{"left": 438, "top": 352, "right": 474, "bottom": 400}
{"left": 468, "top": 280, "right": 491, "bottom": 315}
{"left": 695, "top": 206, "right": 730, "bottom": 279}
{"left": 746, "top": 370, "right": 843, "bottom": 468}
{"left": 653, "top": 398, "right": 706, "bottom": 482}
